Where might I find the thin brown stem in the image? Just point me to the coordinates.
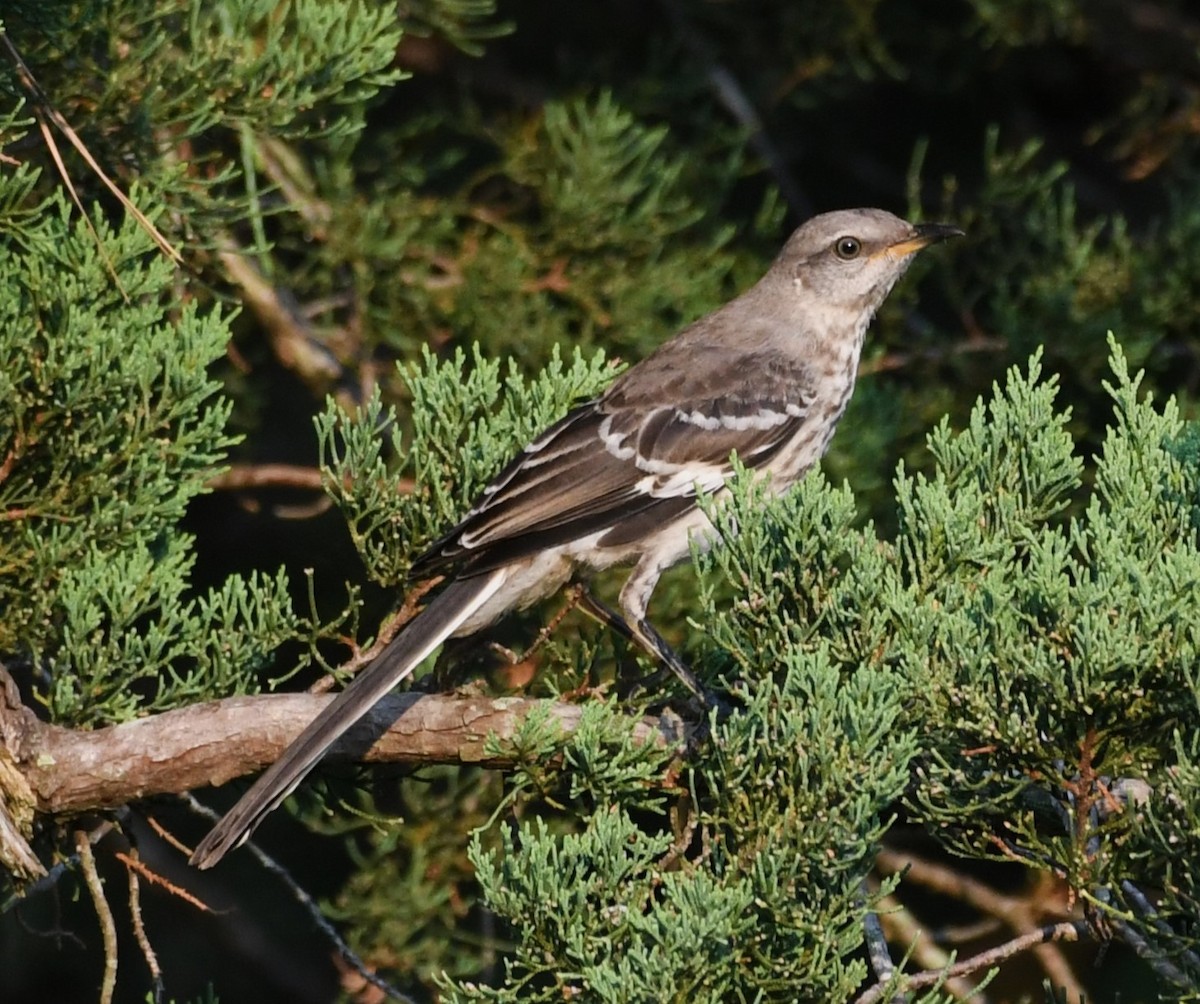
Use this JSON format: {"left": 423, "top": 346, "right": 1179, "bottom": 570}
{"left": 123, "top": 849, "right": 163, "bottom": 996}
{"left": 854, "top": 922, "right": 1085, "bottom": 1004}
{"left": 76, "top": 829, "right": 118, "bottom": 1004}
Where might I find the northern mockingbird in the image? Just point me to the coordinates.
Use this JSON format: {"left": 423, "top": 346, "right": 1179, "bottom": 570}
{"left": 191, "top": 208, "right": 961, "bottom": 868}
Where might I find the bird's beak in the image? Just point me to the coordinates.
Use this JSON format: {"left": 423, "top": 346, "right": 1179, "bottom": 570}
{"left": 882, "top": 222, "right": 965, "bottom": 259}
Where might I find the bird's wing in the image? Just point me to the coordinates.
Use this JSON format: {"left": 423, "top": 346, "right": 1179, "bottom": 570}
{"left": 410, "top": 344, "right": 817, "bottom": 577}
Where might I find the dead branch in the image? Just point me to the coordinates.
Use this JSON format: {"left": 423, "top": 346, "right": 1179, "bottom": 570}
{"left": 77, "top": 828, "right": 119, "bottom": 1004}
{"left": 875, "top": 845, "right": 1084, "bottom": 997}
{"left": 217, "top": 239, "right": 344, "bottom": 387}
{"left": 207, "top": 463, "right": 328, "bottom": 492}
{"left": 853, "top": 921, "right": 1086, "bottom": 1004}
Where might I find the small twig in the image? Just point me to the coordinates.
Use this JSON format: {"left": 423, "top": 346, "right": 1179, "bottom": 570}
{"left": 115, "top": 850, "right": 209, "bottom": 913}
{"left": 658, "top": 792, "right": 699, "bottom": 873}
{"left": 76, "top": 828, "right": 119, "bottom": 1004}
{"left": 0, "top": 31, "right": 181, "bottom": 266}
{"left": 207, "top": 463, "right": 328, "bottom": 492}
{"left": 495, "top": 582, "right": 586, "bottom": 668}
{"left": 854, "top": 922, "right": 1086, "bottom": 1004}
{"left": 985, "top": 832, "right": 1058, "bottom": 868}
{"left": 143, "top": 813, "right": 196, "bottom": 858}
{"left": 218, "top": 237, "right": 343, "bottom": 387}
{"left": 32, "top": 112, "right": 128, "bottom": 298}
{"left": 122, "top": 849, "right": 164, "bottom": 1002}
{"left": 867, "top": 883, "right": 981, "bottom": 1002}
{"left": 182, "top": 794, "right": 418, "bottom": 1004}
{"left": 207, "top": 463, "right": 412, "bottom": 497}
{"left": 309, "top": 577, "right": 442, "bottom": 695}
{"left": 208, "top": 463, "right": 337, "bottom": 520}
{"left": 876, "top": 847, "right": 1082, "bottom": 997}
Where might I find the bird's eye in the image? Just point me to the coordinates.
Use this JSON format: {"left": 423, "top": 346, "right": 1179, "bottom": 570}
{"left": 834, "top": 236, "right": 862, "bottom": 260}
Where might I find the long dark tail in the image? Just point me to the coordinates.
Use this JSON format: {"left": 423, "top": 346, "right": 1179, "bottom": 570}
{"left": 190, "top": 570, "right": 508, "bottom": 869}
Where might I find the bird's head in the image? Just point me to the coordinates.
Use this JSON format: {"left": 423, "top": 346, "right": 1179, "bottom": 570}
{"left": 778, "top": 208, "right": 963, "bottom": 313}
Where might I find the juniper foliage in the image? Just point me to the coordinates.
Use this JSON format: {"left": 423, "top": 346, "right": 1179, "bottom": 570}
{"left": 2, "top": 0, "right": 1200, "bottom": 1001}
{"left": 0, "top": 176, "right": 304, "bottom": 725}
{"left": 415, "top": 343, "right": 1199, "bottom": 1000}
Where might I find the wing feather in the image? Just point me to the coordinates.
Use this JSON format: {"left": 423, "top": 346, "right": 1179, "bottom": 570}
{"left": 410, "top": 348, "right": 817, "bottom": 578}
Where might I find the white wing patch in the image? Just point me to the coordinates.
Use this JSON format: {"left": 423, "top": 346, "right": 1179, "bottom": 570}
{"left": 598, "top": 413, "right": 636, "bottom": 460}
{"left": 675, "top": 406, "right": 792, "bottom": 431}
{"left": 635, "top": 463, "right": 728, "bottom": 498}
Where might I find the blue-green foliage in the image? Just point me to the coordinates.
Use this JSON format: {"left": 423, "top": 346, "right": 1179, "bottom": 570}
{"left": 435, "top": 341, "right": 1200, "bottom": 998}
{"left": 0, "top": 182, "right": 303, "bottom": 724}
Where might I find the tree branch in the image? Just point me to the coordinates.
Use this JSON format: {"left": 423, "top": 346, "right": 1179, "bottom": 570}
{"left": 4, "top": 691, "right": 689, "bottom": 817}
{"left": 875, "top": 845, "right": 1084, "bottom": 997}
{"left": 853, "top": 921, "right": 1086, "bottom": 1004}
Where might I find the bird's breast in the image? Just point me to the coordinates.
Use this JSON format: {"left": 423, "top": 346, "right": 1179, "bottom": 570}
{"left": 768, "top": 325, "right": 867, "bottom": 486}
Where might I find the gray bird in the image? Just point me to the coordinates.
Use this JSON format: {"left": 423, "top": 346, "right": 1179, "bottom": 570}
{"left": 190, "top": 207, "right": 962, "bottom": 868}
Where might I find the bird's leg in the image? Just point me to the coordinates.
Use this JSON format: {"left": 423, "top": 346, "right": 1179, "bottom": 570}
{"left": 575, "top": 588, "right": 638, "bottom": 644}
{"left": 571, "top": 589, "right": 661, "bottom": 697}
{"left": 576, "top": 589, "right": 672, "bottom": 698}
{"left": 629, "top": 617, "right": 706, "bottom": 701}
{"left": 576, "top": 589, "right": 707, "bottom": 702}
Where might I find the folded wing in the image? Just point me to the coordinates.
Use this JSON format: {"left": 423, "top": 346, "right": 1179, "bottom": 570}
{"left": 410, "top": 346, "right": 817, "bottom": 578}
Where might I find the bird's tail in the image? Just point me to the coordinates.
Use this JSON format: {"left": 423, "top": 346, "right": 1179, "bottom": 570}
{"left": 189, "top": 569, "right": 508, "bottom": 869}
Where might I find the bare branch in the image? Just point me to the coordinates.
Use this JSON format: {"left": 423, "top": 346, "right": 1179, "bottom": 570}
{"left": 876, "top": 846, "right": 1084, "bottom": 997}
{"left": 183, "top": 794, "right": 417, "bottom": 1004}
{"left": 77, "top": 829, "right": 119, "bottom": 1004}
{"left": 9, "top": 692, "right": 689, "bottom": 817}
{"left": 853, "top": 922, "right": 1086, "bottom": 1004}
{"left": 865, "top": 880, "right": 983, "bottom": 1002}
{"left": 218, "top": 239, "right": 344, "bottom": 386}
{"left": 121, "top": 850, "right": 164, "bottom": 1001}
{"left": 207, "top": 463, "right": 328, "bottom": 492}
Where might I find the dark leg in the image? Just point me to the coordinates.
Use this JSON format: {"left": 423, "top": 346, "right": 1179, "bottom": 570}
{"left": 576, "top": 589, "right": 638, "bottom": 644}
{"left": 629, "top": 616, "right": 706, "bottom": 700}
{"left": 576, "top": 589, "right": 708, "bottom": 703}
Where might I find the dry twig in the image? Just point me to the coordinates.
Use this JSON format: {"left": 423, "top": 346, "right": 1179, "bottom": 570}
{"left": 875, "top": 846, "right": 1084, "bottom": 998}
{"left": 854, "top": 921, "right": 1085, "bottom": 1004}
{"left": 121, "top": 849, "right": 164, "bottom": 1001}
{"left": 0, "top": 31, "right": 182, "bottom": 267}
{"left": 76, "top": 828, "right": 119, "bottom": 1004}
